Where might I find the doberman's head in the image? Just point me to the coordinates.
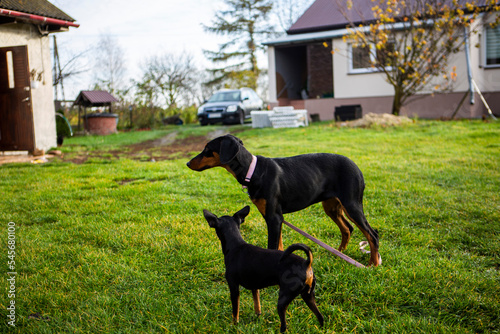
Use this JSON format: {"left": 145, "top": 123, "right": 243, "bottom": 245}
{"left": 187, "top": 134, "right": 244, "bottom": 171}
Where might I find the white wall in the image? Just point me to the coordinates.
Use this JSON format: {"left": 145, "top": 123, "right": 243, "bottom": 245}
{"left": 331, "top": 34, "right": 474, "bottom": 99}
{"left": 267, "top": 46, "right": 278, "bottom": 104}
{"left": 332, "top": 38, "right": 393, "bottom": 99}
{"left": 0, "top": 23, "right": 57, "bottom": 152}
{"left": 475, "top": 15, "right": 500, "bottom": 93}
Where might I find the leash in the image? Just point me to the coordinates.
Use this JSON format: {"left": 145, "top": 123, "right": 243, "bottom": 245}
{"left": 282, "top": 220, "right": 366, "bottom": 268}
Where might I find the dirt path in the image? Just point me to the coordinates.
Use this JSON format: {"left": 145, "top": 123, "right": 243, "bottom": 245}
{"left": 0, "top": 130, "right": 232, "bottom": 165}
{"left": 62, "top": 130, "right": 229, "bottom": 164}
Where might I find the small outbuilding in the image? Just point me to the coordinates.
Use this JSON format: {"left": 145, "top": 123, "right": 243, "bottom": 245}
{"left": 74, "top": 90, "right": 119, "bottom": 135}
{"left": 0, "top": 0, "right": 78, "bottom": 153}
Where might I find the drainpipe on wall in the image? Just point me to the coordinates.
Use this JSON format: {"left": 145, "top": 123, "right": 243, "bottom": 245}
{"left": 464, "top": 26, "right": 475, "bottom": 105}
{"left": 464, "top": 26, "right": 497, "bottom": 120}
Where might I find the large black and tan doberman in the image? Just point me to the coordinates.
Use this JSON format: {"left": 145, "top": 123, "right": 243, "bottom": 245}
{"left": 187, "top": 134, "right": 381, "bottom": 266}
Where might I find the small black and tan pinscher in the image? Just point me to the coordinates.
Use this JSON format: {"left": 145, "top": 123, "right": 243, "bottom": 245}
{"left": 187, "top": 134, "right": 381, "bottom": 266}
{"left": 203, "top": 206, "right": 324, "bottom": 333}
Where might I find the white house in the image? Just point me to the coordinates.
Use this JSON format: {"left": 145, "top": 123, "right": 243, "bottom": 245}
{"left": 0, "top": 0, "right": 78, "bottom": 153}
{"left": 264, "top": 0, "right": 500, "bottom": 120}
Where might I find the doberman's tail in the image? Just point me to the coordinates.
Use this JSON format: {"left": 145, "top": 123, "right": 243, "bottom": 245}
{"left": 281, "top": 243, "right": 314, "bottom": 293}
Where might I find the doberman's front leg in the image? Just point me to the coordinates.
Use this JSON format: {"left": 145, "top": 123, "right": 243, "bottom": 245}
{"left": 266, "top": 215, "right": 284, "bottom": 250}
{"left": 251, "top": 198, "right": 284, "bottom": 250}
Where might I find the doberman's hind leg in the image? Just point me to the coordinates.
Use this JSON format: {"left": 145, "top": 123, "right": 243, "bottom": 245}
{"left": 322, "top": 198, "right": 354, "bottom": 252}
{"left": 341, "top": 199, "right": 381, "bottom": 266}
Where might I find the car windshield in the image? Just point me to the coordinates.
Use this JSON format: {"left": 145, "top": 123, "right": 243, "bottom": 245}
{"left": 207, "top": 91, "right": 241, "bottom": 102}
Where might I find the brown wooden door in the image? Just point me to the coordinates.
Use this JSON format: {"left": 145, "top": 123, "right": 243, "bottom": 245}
{"left": 0, "top": 46, "right": 34, "bottom": 151}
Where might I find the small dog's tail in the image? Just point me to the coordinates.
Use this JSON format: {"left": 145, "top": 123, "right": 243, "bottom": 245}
{"left": 282, "top": 243, "right": 313, "bottom": 265}
{"left": 281, "top": 243, "right": 314, "bottom": 293}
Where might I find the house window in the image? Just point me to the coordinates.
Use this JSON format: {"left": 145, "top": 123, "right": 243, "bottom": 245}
{"left": 485, "top": 25, "right": 500, "bottom": 66}
{"left": 349, "top": 42, "right": 395, "bottom": 73}
{"left": 352, "top": 45, "right": 371, "bottom": 70}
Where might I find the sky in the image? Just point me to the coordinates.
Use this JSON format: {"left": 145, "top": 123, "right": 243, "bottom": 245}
{"left": 48, "top": 0, "right": 318, "bottom": 102}
{"left": 50, "top": 0, "right": 234, "bottom": 99}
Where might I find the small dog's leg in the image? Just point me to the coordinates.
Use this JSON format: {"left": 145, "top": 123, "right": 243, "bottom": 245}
{"left": 277, "top": 290, "right": 296, "bottom": 333}
{"left": 300, "top": 286, "right": 324, "bottom": 327}
{"left": 252, "top": 289, "right": 261, "bottom": 316}
{"left": 229, "top": 284, "right": 240, "bottom": 324}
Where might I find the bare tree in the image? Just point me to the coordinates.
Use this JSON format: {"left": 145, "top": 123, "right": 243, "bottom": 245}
{"left": 93, "top": 34, "right": 126, "bottom": 94}
{"left": 274, "top": 0, "right": 314, "bottom": 31}
{"left": 52, "top": 36, "right": 90, "bottom": 101}
{"left": 134, "top": 53, "right": 197, "bottom": 110}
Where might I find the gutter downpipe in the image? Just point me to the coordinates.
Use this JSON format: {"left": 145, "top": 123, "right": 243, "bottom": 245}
{"left": 464, "top": 26, "right": 475, "bottom": 105}
{"left": 0, "top": 9, "right": 80, "bottom": 28}
{"left": 464, "top": 25, "right": 496, "bottom": 120}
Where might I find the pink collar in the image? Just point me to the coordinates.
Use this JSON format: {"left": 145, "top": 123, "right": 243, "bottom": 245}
{"left": 243, "top": 155, "right": 257, "bottom": 190}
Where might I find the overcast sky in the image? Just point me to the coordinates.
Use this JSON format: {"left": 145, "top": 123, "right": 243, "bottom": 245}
{"left": 49, "top": 0, "right": 314, "bottom": 100}
{"left": 50, "top": 0, "right": 229, "bottom": 98}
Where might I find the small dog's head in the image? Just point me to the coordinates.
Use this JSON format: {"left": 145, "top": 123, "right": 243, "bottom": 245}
{"left": 203, "top": 206, "right": 250, "bottom": 245}
{"left": 187, "top": 134, "right": 243, "bottom": 171}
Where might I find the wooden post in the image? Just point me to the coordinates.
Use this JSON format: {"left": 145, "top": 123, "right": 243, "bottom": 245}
{"left": 78, "top": 105, "right": 81, "bottom": 131}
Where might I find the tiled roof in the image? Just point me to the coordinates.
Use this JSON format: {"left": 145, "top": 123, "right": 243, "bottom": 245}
{"left": 288, "top": 0, "right": 497, "bottom": 35}
{"left": 288, "top": 0, "right": 374, "bottom": 34}
{"left": 0, "top": 0, "right": 75, "bottom": 21}
{"left": 74, "top": 91, "right": 119, "bottom": 106}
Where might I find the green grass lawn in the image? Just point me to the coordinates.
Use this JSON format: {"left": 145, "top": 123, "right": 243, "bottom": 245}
{"left": 1, "top": 120, "right": 499, "bottom": 333}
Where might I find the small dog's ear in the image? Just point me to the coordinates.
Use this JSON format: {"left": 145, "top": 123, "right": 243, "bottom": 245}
{"left": 234, "top": 205, "right": 251, "bottom": 225}
{"left": 219, "top": 135, "right": 241, "bottom": 164}
{"left": 203, "top": 209, "right": 218, "bottom": 228}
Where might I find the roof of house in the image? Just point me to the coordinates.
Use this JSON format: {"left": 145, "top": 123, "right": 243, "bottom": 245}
{"left": 74, "top": 91, "right": 119, "bottom": 107}
{"left": 287, "top": 0, "right": 374, "bottom": 35}
{"left": 287, "top": 0, "right": 498, "bottom": 35}
{"left": 0, "top": 0, "right": 75, "bottom": 21}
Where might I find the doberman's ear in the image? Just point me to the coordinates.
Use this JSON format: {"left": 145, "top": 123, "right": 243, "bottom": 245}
{"left": 219, "top": 135, "right": 242, "bottom": 164}
{"left": 233, "top": 205, "right": 251, "bottom": 225}
{"left": 203, "top": 209, "right": 218, "bottom": 228}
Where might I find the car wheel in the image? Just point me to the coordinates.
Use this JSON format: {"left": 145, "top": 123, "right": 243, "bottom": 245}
{"left": 239, "top": 111, "right": 245, "bottom": 125}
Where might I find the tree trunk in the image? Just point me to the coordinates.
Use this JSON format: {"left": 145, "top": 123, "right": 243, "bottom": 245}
{"left": 392, "top": 88, "right": 403, "bottom": 116}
